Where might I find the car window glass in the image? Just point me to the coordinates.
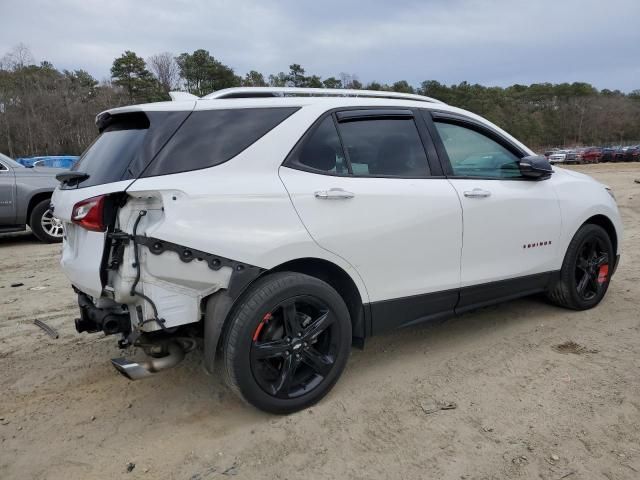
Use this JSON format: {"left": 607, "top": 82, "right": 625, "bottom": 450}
{"left": 434, "top": 122, "right": 521, "bottom": 178}
{"left": 338, "top": 118, "right": 429, "bottom": 177}
{"left": 144, "top": 108, "right": 299, "bottom": 178}
{"left": 294, "top": 116, "right": 348, "bottom": 174}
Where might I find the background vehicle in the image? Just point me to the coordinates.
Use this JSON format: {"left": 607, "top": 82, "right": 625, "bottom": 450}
{"left": 613, "top": 146, "right": 626, "bottom": 162}
{"left": 16, "top": 155, "right": 79, "bottom": 169}
{"left": 548, "top": 150, "right": 568, "bottom": 164}
{"left": 624, "top": 145, "right": 640, "bottom": 162}
{"left": 564, "top": 149, "right": 581, "bottom": 164}
{"left": 600, "top": 147, "right": 614, "bottom": 162}
{"left": 51, "top": 87, "right": 623, "bottom": 413}
{"left": 581, "top": 147, "right": 602, "bottom": 164}
{"left": 0, "top": 153, "right": 65, "bottom": 242}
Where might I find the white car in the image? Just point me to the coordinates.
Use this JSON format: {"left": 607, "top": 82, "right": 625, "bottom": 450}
{"left": 549, "top": 150, "right": 568, "bottom": 164}
{"left": 52, "top": 87, "right": 622, "bottom": 413}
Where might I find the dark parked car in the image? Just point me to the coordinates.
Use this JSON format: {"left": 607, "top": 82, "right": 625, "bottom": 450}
{"left": 600, "top": 147, "right": 614, "bottom": 162}
{"left": 613, "top": 146, "right": 627, "bottom": 162}
{"left": 0, "top": 153, "right": 64, "bottom": 242}
{"left": 624, "top": 146, "right": 640, "bottom": 162}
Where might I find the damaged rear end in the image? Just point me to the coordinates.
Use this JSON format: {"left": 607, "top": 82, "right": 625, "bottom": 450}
{"left": 52, "top": 101, "right": 298, "bottom": 379}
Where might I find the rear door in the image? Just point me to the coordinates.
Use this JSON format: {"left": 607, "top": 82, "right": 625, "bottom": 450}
{"left": 279, "top": 108, "right": 463, "bottom": 333}
{"left": 424, "top": 111, "right": 562, "bottom": 311}
{"left": 0, "top": 159, "right": 16, "bottom": 224}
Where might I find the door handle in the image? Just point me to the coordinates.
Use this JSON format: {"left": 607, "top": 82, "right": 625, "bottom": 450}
{"left": 463, "top": 188, "right": 491, "bottom": 198}
{"left": 314, "top": 188, "right": 355, "bottom": 200}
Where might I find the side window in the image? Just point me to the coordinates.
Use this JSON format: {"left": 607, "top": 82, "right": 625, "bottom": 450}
{"left": 0, "top": 163, "right": 6, "bottom": 171}
{"left": 293, "top": 116, "right": 348, "bottom": 174}
{"left": 434, "top": 121, "right": 522, "bottom": 178}
{"left": 143, "top": 107, "right": 299, "bottom": 178}
{"left": 338, "top": 118, "right": 430, "bottom": 177}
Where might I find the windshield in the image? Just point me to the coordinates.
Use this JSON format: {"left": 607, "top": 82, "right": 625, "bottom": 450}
{"left": 0, "top": 153, "right": 25, "bottom": 168}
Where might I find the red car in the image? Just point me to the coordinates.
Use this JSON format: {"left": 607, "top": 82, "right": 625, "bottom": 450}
{"left": 580, "top": 147, "right": 602, "bottom": 164}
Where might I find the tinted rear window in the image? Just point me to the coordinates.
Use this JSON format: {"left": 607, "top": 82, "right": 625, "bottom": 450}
{"left": 65, "top": 111, "right": 189, "bottom": 189}
{"left": 141, "top": 107, "right": 299, "bottom": 178}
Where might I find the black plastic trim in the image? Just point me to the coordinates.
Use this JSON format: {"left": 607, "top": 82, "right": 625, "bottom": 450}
{"left": 455, "top": 272, "right": 551, "bottom": 314}
{"left": 367, "top": 271, "right": 559, "bottom": 336}
{"left": 369, "top": 288, "right": 458, "bottom": 335}
{"left": 336, "top": 109, "right": 413, "bottom": 122}
{"left": 133, "top": 235, "right": 265, "bottom": 300}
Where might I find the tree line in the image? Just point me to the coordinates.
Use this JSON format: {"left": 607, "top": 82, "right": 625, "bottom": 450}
{"left": 1, "top": 44, "right": 639, "bottom": 158}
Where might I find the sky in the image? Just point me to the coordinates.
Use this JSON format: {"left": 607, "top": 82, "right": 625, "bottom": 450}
{"left": 0, "top": 0, "right": 638, "bottom": 91}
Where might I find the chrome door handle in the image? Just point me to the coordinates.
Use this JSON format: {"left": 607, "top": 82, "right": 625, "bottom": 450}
{"left": 314, "top": 188, "right": 355, "bottom": 200}
{"left": 463, "top": 188, "right": 491, "bottom": 198}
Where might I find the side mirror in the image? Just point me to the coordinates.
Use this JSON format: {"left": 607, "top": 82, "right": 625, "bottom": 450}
{"left": 519, "top": 155, "right": 553, "bottom": 179}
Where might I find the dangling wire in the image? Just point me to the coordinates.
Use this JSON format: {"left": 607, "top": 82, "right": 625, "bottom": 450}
{"left": 129, "top": 210, "right": 170, "bottom": 332}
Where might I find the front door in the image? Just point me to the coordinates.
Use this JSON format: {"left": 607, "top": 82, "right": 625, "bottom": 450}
{"left": 279, "top": 109, "right": 463, "bottom": 333}
{"left": 426, "top": 113, "right": 562, "bottom": 311}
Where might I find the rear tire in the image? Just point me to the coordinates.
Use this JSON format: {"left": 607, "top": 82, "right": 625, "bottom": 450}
{"left": 547, "top": 224, "right": 614, "bottom": 310}
{"left": 30, "top": 199, "right": 63, "bottom": 243}
{"left": 222, "top": 272, "right": 352, "bottom": 414}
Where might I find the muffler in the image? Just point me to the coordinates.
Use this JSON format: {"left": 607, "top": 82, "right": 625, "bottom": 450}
{"left": 111, "top": 341, "right": 186, "bottom": 380}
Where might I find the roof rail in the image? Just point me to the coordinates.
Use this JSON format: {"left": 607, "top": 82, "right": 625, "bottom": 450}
{"left": 202, "top": 87, "right": 445, "bottom": 104}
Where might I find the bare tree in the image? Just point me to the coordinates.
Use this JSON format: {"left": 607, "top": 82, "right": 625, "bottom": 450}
{"left": 2, "top": 43, "right": 34, "bottom": 70}
{"left": 147, "top": 52, "right": 180, "bottom": 93}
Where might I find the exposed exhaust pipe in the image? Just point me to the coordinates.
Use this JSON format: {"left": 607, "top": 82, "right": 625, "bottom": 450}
{"left": 111, "top": 341, "right": 186, "bottom": 380}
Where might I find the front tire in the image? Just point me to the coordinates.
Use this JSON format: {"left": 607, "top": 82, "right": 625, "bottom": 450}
{"left": 547, "top": 224, "right": 614, "bottom": 310}
{"left": 30, "top": 199, "right": 63, "bottom": 243}
{"left": 222, "top": 272, "right": 352, "bottom": 414}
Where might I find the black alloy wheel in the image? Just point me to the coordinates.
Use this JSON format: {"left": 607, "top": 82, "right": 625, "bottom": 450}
{"left": 547, "top": 224, "right": 614, "bottom": 310}
{"left": 223, "top": 272, "right": 352, "bottom": 414}
{"left": 250, "top": 296, "right": 338, "bottom": 399}
{"left": 574, "top": 237, "right": 609, "bottom": 301}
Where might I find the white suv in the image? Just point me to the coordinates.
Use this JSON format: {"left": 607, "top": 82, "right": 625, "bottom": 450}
{"left": 52, "top": 87, "right": 622, "bottom": 413}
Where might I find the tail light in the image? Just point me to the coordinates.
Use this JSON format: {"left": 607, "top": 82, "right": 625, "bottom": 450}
{"left": 72, "top": 195, "right": 107, "bottom": 232}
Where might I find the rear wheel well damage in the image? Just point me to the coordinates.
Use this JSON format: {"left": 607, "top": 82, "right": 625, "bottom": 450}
{"left": 202, "top": 257, "right": 366, "bottom": 375}
{"left": 26, "top": 192, "right": 52, "bottom": 225}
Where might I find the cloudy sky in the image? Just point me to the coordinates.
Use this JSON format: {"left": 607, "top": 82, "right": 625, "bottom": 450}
{"left": 0, "top": 0, "right": 638, "bottom": 91}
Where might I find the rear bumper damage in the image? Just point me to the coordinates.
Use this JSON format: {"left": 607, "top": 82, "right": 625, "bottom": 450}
{"left": 72, "top": 226, "right": 265, "bottom": 380}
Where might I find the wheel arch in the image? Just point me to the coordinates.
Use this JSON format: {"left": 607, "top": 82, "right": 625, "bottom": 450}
{"left": 203, "top": 257, "right": 368, "bottom": 375}
{"left": 25, "top": 191, "right": 53, "bottom": 225}
{"left": 582, "top": 214, "right": 618, "bottom": 254}
{"left": 268, "top": 257, "right": 368, "bottom": 342}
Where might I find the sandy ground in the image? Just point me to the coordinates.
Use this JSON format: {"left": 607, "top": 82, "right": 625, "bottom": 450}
{"left": 1, "top": 163, "right": 639, "bottom": 480}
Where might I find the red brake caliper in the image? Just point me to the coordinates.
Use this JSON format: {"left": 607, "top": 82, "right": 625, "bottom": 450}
{"left": 253, "top": 312, "right": 272, "bottom": 341}
{"left": 597, "top": 264, "right": 609, "bottom": 284}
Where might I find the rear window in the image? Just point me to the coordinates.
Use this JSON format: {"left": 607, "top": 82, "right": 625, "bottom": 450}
{"left": 65, "top": 111, "right": 190, "bottom": 189}
{"left": 140, "top": 107, "right": 299, "bottom": 178}
{"left": 70, "top": 124, "right": 147, "bottom": 186}
{"left": 65, "top": 107, "right": 297, "bottom": 188}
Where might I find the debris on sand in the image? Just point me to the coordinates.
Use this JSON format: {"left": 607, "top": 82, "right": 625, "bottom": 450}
{"left": 553, "top": 341, "right": 598, "bottom": 355}
{"left": 33, "top": 319, "right": 59, "bottom": 339}
{"left": 222, "top": 463, "right": 239, "bottom": 476}
{"left": 10, "top": 283, "right": 24, "bottom": 288}
{"left": 126, "top": 462, "right": 135, "bottom": 473}
{"left": 512, "top": 455, "right": 528, "bottom": 466}
{"left": 419, "top": 400, "right": 458, "bottom": 415}
{"left": 634, "top": 179, "right": 640, "bottom": 184}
